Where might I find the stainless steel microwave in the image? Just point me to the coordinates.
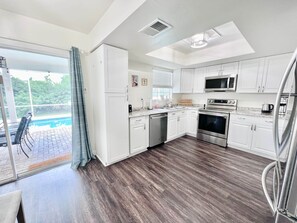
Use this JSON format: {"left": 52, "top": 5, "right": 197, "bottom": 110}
{"left": 204, "top": 75, "right": 237, "bottom": 92}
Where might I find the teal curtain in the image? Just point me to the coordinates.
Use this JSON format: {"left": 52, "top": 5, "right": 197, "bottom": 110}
{"left": 70, "top": 47, "right": 94, "bottom": 169}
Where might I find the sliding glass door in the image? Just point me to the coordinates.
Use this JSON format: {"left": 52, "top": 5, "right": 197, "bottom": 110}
{"left": 0, "top": 48, "right": 72, "bottom": 184}
{"left": 0, "top": 59, "right": 17, "bottom": 184}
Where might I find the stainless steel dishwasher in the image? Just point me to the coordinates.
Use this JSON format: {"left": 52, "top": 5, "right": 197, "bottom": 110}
{"left": 149, "top": 113, "right": 168, "bottom": 147}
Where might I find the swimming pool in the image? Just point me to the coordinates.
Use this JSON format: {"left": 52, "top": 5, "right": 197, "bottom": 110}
{"left": 31, "top": 117, "right": 72, "bottom": 128}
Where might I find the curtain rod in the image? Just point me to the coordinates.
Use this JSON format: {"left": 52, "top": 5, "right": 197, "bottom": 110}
{"left": 0, "top": 36, "right": 71, "bottom": 52}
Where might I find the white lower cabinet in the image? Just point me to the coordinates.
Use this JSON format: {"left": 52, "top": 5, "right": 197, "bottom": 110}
{"left": 228, "top": 115, "right": 253, "bottom": 150}
{"left": 167, "top": 112, "right": 178, "bottom": 141}
{"left": 167, "top": 109, "right": 198, "bottom": 142}
{"left": 187, "top": 110, "right": 198, "bottom": 137}
{"left": 251, "top": 124, "right": 275, "bottom": 156}
{"left": 167, "top": 111, "right": 187, "bottom": 141}
{"left": 228, "top": 114, "right": 286, "bottom": 160}
{"left": 177, "top": 111, "right": 187, "bottom": 136}
{"left": 129, "top": 116, "right": 148, "bottom": 156}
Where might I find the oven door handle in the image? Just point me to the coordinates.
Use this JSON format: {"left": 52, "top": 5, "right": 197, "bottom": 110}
{"left": 199, "top": 111, "right": 229, "bottom": 119}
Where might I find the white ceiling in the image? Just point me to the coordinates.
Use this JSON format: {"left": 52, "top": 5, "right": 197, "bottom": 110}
{"left": 0, "top": 0, "right": 114, "bottom": 33}
{"left": 103, "top": 0, "right": 297, "bottom": 69}
{"left": 0, "top": 48, "right": 69, "bottom": 73}
{"left": 147, "top": 22, "right": 255, "bottom": 66}
{"left": 0, "top": 0, "right": 297, "bottom": 70}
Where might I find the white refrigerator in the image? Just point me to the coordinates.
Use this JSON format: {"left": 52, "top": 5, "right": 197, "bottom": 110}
{"left": 262, "top": 48, "right": 297, "bottom": 222}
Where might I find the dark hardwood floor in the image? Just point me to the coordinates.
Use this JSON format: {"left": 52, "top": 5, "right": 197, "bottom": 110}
{"left": 0, "top": 136, "right": 276, "bottom": 223}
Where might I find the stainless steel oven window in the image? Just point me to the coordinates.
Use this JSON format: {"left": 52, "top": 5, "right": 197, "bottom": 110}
{"left": 198, "top": 112, "right": 229, "bottom": 139}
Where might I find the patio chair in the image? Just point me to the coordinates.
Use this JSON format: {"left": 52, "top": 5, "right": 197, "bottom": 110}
{"left": 0, "top": 117, "right": 29, "bottom": 158}
{"left": 23, "top": 114, "right": 34, "bottom": 150}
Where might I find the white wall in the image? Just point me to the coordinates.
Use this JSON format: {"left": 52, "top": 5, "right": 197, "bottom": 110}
{"left": 0, "top": 9, "right": 89, "bottom": 53}
{"left": 174, "top": 92, "right": 277, "bottom": 108}
{"left": 128, "top": 69, "right": 152, "bottom": 109}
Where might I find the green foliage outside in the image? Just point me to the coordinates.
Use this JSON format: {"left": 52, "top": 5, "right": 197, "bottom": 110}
{"left": 11, "top": 74, "right": 71, "bottom": 118}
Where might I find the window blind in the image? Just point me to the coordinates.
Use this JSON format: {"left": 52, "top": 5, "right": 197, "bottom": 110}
{"left": 152, "top": 69, "right": 172, "bottom": 88}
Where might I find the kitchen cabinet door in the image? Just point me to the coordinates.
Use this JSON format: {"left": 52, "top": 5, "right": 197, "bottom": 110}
{"left": 251, "top": 124, "right": 275, "bottom": 157}
{"left": 237, "top": 58, "right": 265, "bottom": 93}
{"left": 105, "top": 45, "right": 128, "bottom": 93}
{"left": 193, "top": 68, "right": 205, "bottom": 93}
{"left": 105, "top": 93, "right": 129, "bottom": 164}
{"left": 262, "top": 53, "right": 293, "bottom": 93}
{"left": 180, "top": 69, "right": 194, "bottom": 93}
{"left": 221, "top": 62, "right": 239, "bottom": 75}
{"left": 178, "top": 114, "right": 187, "bottom": 136}
{"left": 167, "top": 117, "right": 178, "bottom": 141}
{"left": 205, "top": 65, "right": 222, "bottom": 77}
{"left": 187, "top": 110, "right": 198, "bottom": 136}
{"left": 173, "top": 69, "right": 181, "bottom": 93}
{"left": 228, "top": 120, "right": 253, "bottom": 150}
{"left": 130, "top": 121, "right": 147, "bottom": 155}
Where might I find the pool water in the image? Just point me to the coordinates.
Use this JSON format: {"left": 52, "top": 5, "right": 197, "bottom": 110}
{"left": 31, "top": 117, "right": 72, "bottom": 128}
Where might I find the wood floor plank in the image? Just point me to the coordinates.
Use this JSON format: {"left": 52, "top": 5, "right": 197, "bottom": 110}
{"left": 0, "top": 136, "right": 275, "bottom": 223}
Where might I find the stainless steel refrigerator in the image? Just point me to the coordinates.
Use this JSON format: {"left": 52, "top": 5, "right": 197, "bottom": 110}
{"left": 262, "top": 48, "right": 297, "bottom": 222}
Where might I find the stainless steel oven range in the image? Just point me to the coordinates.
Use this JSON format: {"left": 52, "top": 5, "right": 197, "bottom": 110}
{"left": 197, "top": 99, "right": 237, "bottom": 147}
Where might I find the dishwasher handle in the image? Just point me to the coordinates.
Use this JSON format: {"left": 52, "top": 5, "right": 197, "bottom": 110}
{"left": 150, "top": 114, "right": 168, "bottom": 119}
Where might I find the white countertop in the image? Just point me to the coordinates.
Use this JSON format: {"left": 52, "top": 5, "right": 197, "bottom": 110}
{"left": 231, "top": 108, "right": 288, "bottom": 119}
{"left": 129, "top": 106, "right": 200, "bottom": 118}
{"left": 129, "top": 106, "right": 287, "bottom": 119}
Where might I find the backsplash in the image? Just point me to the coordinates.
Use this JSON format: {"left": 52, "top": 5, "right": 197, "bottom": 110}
{"left": 173, "top": 92, "right": 277, "bottom": 108}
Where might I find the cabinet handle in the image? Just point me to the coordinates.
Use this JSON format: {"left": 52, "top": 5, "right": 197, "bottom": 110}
{"left": 144, "top": 124, "right": 146, "bottom": 130}
{"left": 262, "top": 86, "right": 265, "bottom": 93}
{"left": 254, "top": 125, "right": 256, "bottom": 131}
{"left": 265, "top": 120, "right": 273, "bottom": 124}
{"left": 258, "top": 86, "right": 260, "bottom": 93}
{"left": 238, "top": 117, "right": 246, "bottom": 120}
{"left": 251, "top": 125, "right": 253, "bottom": 131}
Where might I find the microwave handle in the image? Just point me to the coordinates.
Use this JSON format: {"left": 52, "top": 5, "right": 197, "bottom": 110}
{"left": 227, "top": 77, "right": 230, "bottom": 89}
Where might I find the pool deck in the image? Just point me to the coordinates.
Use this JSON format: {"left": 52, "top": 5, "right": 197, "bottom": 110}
{"left": 0, "top": 126, "right": 72, "bottom": 182}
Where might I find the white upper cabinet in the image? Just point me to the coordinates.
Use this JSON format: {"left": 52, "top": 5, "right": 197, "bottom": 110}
{"left": 104, "top": 45, "right": 128, "bottom": 93}
{"left": 221, "top": 62, "right": 239, "bottom": 75}
{"left": 172, "top": 69, "right": 181, "bottom": 93}
{"left": 193, "top": 67, "right": 205, "bottom": 93}
{"left": 237, "top": 58, "right": 265, "bottom": 93}
{"left": 205, "top": 65, "right": 222, "bottom": 77}
{"left": 262, "top": 53, "right": 293, "bottom": 93}
{"left": 180, "top": 69, "right": 194, "bottom": 93}
{"left": 237, "top": 53, "right": 293, "bottom": 93}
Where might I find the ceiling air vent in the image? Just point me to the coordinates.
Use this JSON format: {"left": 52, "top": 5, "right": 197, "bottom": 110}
{"left": 138, "top": 19, "right": 172, "bottom": 37}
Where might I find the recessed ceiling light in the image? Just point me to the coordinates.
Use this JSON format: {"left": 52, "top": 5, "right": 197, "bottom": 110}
{"left": 188, "top": 29, "right": 221, "bottom": 49}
